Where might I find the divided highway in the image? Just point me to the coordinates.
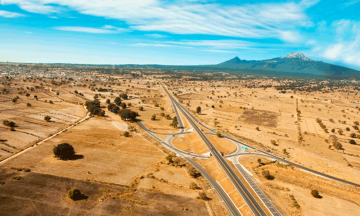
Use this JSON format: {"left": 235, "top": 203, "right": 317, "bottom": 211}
{"left": 161, "top": 83, "right": 268, "bottom": 216}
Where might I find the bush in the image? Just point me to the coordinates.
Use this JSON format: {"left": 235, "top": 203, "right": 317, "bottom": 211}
{"left": 196, "top": 106, "right": 201, "bottom": 114}
{"left": 120, "top": 93, "right": 128, "bottom": 100}
{"left": 27, "top": 103, "right": 31, "bottom": 107}
{"left": 350, "top": 133, "right": 357, "bottom": 138}
{"left": 53, "top": 143, "right": 75, "bottom": 160}
{"left": 68, "top": 188, "right": 82, "bottom": 200}
{"left": 114, "top": 97, "right": 121, "bottom": 105}
{"left": 311, "top": 189, "right": 320, "bottom": 198}
{"left": 262, "top": 170, "right": 274, "bottom": 180}
{"left": 188, "top": 167, "right": 201, "bottom": 178}
{"left": 333, "top": 142, "right": 342, "bottom": 150}
{"left": 44, "top": 116, "right": 51, "bottom": 122}
{"left": 216, "top": 131, "right": 221, "bottom": 137}
{"left": 271, "top": 140, "right": 276, "bottom": 145}
{"left": 3, "top": 120, "right": 16, "bottom": 128}
{"left": 170, "top": 117, "right": 178, "bottom": 128}
{"left": 139, "top": 106, "right": 144, "bottom": 111}
{"left": 350, "top": 139, "right": 356, "bottom": 145}
{"left": 256, "top": 127, "right": 260, "bottom": 131}
{"left": 198, "top": 191, "right": 210, "bottom": 200}
{"left": 124, "top": 131, "right": 130, "bottom": 137}
{"left": 151, "top": 114, "right": 156, "bottom": 121}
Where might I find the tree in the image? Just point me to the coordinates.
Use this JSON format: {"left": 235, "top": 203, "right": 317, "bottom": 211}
{"left": 216, "top": 131, "right": 221, "bottom": 137}
{"left": 139, "top": 106, "right": 144, "bottom": 111}
{"left": 151, "top": 114, "right": 156, "bottom": 121}
{"left": 114, "top": 97, "right": 121, "bottom": 106}
{"left": 124, "top": 131, "right": 130, "bottom": 137}
{"left": 120, "top": 93, "right": 128, "bottom": 100}
{"left": 44, "top": 116, "right": 51, "bottom": 122}
{"left": 256, "top": 127, "right": 260, "bottom": 131}
{"left": 211, "top": 105, "right": 215, "bottom": 108}
{"left": 349, "top": 139, "right": 356, "bottom": 145}
{"left": 170, "top": 116, "right": 178, "bottom": 128}
{"left": 85, "top": 100, "right": 105, "bottom": 116}
{"left": 106, "top": 99, "right": 110, "bottom": 104}
{"left": 350, "top": 133, "right": 357, "bottom": 138}
{"left": 334, "top": 142, "right": 342, "bottom": 150}
{"left": 3, "top": 120, "right": 16, "bottom": 128}
{"left": 68, "top": 188, "right": 82, "bottom": 200}
{"left": 311, "top": 189, "right": 320, "bottom": 198}
{"left": 53, "top": 143, "right": 75, "bottom": 160}
{"left": 188, "top": 167, "right": 201, "bottom": 178}
{"left": 271, "top": 140, "right": 277, "bottom": 145}
{"left": 120, "top": 109, "right": 137, "bottom": 122}
{"left": 12, "top": 98, "right": 17, "bottom": 103}
{"left": 120, "top": 102, "right": 127, "bottom": 109}
{"left": 27, "top": 103, "right": 31, "bottom": 107}
{"left": 196, "top": 106, "right": 201, "bottom": 114}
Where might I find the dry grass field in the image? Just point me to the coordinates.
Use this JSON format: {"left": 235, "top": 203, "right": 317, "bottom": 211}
{"left": 238, "top": 155, "right": 360, "bottom": 216}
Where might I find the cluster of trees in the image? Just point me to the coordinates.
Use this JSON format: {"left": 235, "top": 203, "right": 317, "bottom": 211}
{"left": 107, "top": 102, "right": 138, "bottom": 122}
{"left": 85, "top": 100, "right": 105, "bottom": 116}
{"left": 316, "top": 118, "right": 328, "bottom": 133}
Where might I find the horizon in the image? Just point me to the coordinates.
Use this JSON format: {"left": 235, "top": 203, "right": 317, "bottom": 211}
{"left": 1, "top": 0, "right": 360, "bottom": 70}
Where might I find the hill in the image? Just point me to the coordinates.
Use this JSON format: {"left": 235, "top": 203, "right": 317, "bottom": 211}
{"left": 215, "top": 52, "right": 359, "bottom": 78}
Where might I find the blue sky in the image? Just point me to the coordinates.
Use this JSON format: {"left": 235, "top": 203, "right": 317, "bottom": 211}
{"left": 0, "top": 0, "right": 359, "bottom": 69}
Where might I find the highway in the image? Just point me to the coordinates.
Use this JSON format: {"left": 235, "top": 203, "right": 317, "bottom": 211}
{"left": 160, "top": 83, "right": 268, "bottom": 216}
{"left": 137, "top": 120, "right": 241, "bottom": 216}
{"left": 173, "top": 91, "right": 360, "bottom": 189}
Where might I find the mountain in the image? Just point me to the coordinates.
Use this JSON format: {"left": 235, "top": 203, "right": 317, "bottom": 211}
{"left": 216, "top": 52, "right": 359, "bottom": 78}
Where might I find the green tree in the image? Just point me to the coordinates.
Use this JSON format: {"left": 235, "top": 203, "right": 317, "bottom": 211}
{"left": 151, "top": 114, "right": 156, "bottom": 121}
{"left": 196, "top": 106, "right": 201, "bottom": 114}
{"left": 170, "top": 116, "right": 178, "bottom": 128}
{"left": 53, "top": 143, "right": 75, "bottom": 160}
{"left": 44, "top": 116, "right": 51, "bottom": 122}
{"left": 311, "top": 189, "right": 320, "bottom": 198}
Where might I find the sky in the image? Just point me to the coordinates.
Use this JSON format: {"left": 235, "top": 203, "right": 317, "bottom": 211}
{"left": 0, "top": 0, "right": 360, "bottom": 69}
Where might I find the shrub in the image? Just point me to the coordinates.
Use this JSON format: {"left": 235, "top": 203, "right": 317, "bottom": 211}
{"left": 350, "top": 133, "right": 357, "bottom": 138}
{"left": 114, "top": 97, "right": 121, "bottom": 105}
{"left": 27, "top": 103, "right": 31, "bottom": 107}
{"left": 68, "top": 188, "right": 82, "bottom": 200}
{"left": 349, "top": 139, "right": 356, "bottom": 145}
{"left": 139, "top": 106, "right": 144, "bottom": 111}
{"left": 170, "top": 117, "right": 178, "bottom": 128}
{"left": 262, "top": 170, "right": 274, "bottom": 180}
{"left": 256, "top": 127, "right": 260, "bottom": 131}
{"left": 198, "top": 192, "right": 210, "bottom": 200}
{"left": 151, "top": 114, "right": 156, "bottom": 121}
{"left": 120, "top": 93, "right": 128, "bottom": 100}
{"left": 216, "top": 131, "right": 221, "bottom": 137}
{"left": 44, "top": 116, "right": 51, "bottom": 122}
{"left": 271, "top": 140, "right": 276, "bottom": 145}
{"left": 3, "top": 120, "right": 16, "bottom": 128}
{"left": 196, "top": 106, "right": 201, "bottom": 114}
{"left": 311, "top": 189, "right": 320, "bottom": 198}
{"left": 333, "top": 142, "right": 342, "bottom": 150}
{"left": 188, "top": 167, "right": 201, "bottom": 178}
{"left": 53, "top": 143, "right": 75, "bottom": 160}
{"left": 124, "top": 131, "right": 130, "bottom": 137}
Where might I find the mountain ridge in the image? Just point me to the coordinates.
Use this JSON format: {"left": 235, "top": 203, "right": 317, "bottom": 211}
{"left": 216, "top": 52, "right": 359, "bottom": 78}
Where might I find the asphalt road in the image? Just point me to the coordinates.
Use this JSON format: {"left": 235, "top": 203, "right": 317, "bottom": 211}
{"left": 172, "top": 92, "right": 360, "bottom": 189}
{"left": 136, "top": 120, "right": 241, "bottom": 216}
{"left": 161, "top": 83, "right": 268, "bottom": 216}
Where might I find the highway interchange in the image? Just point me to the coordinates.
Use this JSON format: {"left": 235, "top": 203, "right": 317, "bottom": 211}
{"left": 139, "top": 82, "right": 360, "bottom": 216}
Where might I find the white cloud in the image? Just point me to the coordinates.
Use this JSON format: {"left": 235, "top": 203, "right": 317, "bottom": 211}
{"left": 145, "top": 33, "right": 167, "bottom": 38}
{"left": 1, "top": 0, "right": 311, "bottom": 42}
{"left": 203, "top": 49, "right": 233, "bottom": 53}
{"left": 320, "top": 20, "right": 360, "bottom": 67}
{"left": 0, "top": 10, "right": 24, "bottom": 18}
{"left": 54, "top": 26, "right": 125, "bottom": 34}
{"left": 132, "top": 39, "right": 258, "bottom": 50}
